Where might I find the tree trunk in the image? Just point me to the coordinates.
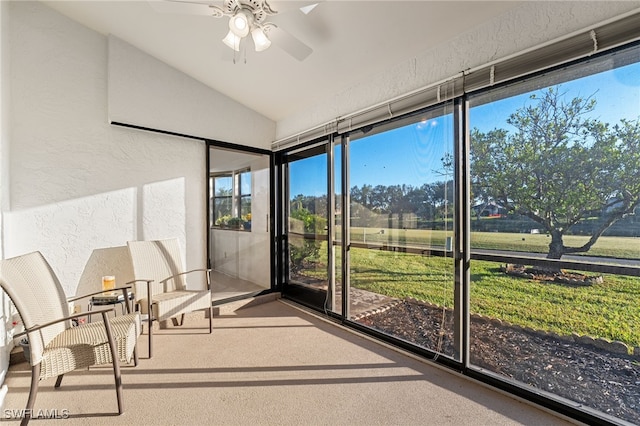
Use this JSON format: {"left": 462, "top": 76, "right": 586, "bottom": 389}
{"left": 547, "top": 230, "right": 565, "bottom": 261}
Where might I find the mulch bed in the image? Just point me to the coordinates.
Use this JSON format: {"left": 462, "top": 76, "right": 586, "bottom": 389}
{"left": 501, "top": 264, "right": 604, "bottom": 286}
{"left": 357, "top": 299, "right": 640, "bottom": 424}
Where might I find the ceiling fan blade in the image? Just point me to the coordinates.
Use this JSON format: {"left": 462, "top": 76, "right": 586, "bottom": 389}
{"left": 268, "top": 26, "right": 313, "bottom": 61}
{"left": 268, "top": 1, "right": 323, "bottom": 15}
{"left": 299, "top": 3, "right": 319, "bottom": 15}
{"left": 147, "top": 0, "right": 222, "bottom": 16}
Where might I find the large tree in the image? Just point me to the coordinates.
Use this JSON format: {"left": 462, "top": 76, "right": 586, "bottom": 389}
{"left": 471, "top": 87, "right": 640, "bottom": 259}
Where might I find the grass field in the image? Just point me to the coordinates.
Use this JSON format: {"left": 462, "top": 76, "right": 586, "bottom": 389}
{"left": 349, "top": 247, "right": 640, "bottom": 347}
{"left": 349, "top": 227, "right": 640, "bottom": 259}
{"left": 299, "top": 231, "right": 640, "bottom": 348}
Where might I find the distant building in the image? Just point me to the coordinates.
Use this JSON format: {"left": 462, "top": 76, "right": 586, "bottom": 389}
{"left": 471, "top": 201, "right": 507, "bottom": 218}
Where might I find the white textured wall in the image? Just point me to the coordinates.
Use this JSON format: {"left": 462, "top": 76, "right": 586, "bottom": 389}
{"left": 4, "top": 0, "right": 214, "bottom": 295}
{"left": 108, "top": 36, "right": 276, "bottom": 150}
{"left": 275, "top": 1, "right": 640, "bottom": 140}
{"left": 0, "top": 1, "right": 275, "bottom": 399}
{"left": 0, "top": 0, "right": 10, "bottom": 407}
{"left": 0, "top": 0, "right": 9, "bottom": 220}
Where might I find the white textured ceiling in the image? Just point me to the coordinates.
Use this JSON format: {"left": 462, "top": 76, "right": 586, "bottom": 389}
{"left": 42, "top": 1, "right": 521, "bottom": 122}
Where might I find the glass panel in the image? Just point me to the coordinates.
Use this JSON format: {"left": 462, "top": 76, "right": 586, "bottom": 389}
{"left": 240, "top": 170, "right": 251, "bottom": 197}
{"left": 239, "top": 169, "right": 252, "bottom": 223}
{"left": 214, "top": 197, "right": 232, "bottom": 224}
{"left": 240, "top": 196, "right": 251, "bottom": 218}
{"left": 209, "top": 147, "right": 270, "bottom": 303}
{"left": 213, "top": 175, "right": 233, "bottom": 225}
{"left": 468, "top": 48, "right": 640, "bottom": 424}
{"left": 332, "top": 142, "right": 343, "bottom": 315}
{"left": 348, "top": 108, "right": 458, "bottom": 360}
{"left": 215, "top": 175, "right": 233, "bottom": 193}
{"left": 287, "top": 148, "right": 329, "bottom": 295}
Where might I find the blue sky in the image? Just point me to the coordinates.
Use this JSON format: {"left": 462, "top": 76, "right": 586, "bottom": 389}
{"left": 289, "top": 61, "right": 639, "bottom": 198}
{"left": 471, "top": 61, "right": 640, "bottom": 133}
{"left": 348, "top": 114, "right": 454, "bottom": 189}
{"left": 289, "top": 154, "right": 327, "bottom": 198}
{"left": 289, "top": 116, "right": 454, "bottom": 197}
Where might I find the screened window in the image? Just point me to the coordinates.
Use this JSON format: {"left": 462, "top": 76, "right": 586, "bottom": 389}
{"left": 275, "top": 21, "right": 640, "bottom": 426}
{"left": 211, "top": 168, "right": 252, "bottom": 230}
{"left": 347, "top": 107, "right": 458, "bottom": 360}
{"left": 468, "top": 45, "right": 640, "bottom": 424}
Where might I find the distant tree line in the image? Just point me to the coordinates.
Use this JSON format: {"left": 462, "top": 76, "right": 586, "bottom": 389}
{"left": 288, "top": 88, "right": 640, "bottom": 261}
{"left": 290, "top": 180, "right": 454, "bottom": 229}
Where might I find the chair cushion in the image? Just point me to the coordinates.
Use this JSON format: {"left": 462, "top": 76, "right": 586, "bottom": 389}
{"left": 138, "top": 290, "right": 211, "bottom": 322}
{"left": 40, "top": 313, "right": 141, "bottom": 380}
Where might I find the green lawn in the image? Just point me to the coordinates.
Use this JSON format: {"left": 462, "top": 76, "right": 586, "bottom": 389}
{"left": 349, "top": 247, "right": 640, "bottom": 347}
{"left": 298, "top": 232, "right": 640, "bottom": 348}
{"left": 349, "top": 227, "right": 640, "bottom": 259}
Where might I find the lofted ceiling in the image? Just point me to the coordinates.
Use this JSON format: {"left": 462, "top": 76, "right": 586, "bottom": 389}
{"left": 42, "top": 1, "right": 522, "bottom": 123}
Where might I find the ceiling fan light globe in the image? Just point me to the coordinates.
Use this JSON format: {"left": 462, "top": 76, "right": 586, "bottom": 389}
{"left": 233, "top": 15, "right": 246, "bottom": 31}
{"left": 229, "top": 10, "right": 251, "bottom": 37}
{"left": 222, "top": 30, "right": 241, "bottom": 51}
{"left": 251, "top": 27, "right": 271, "bottom": 52}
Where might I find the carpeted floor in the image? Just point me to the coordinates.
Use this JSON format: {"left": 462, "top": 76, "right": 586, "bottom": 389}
{"left": 2, "top": 299, "right": 577, "bottom": 425}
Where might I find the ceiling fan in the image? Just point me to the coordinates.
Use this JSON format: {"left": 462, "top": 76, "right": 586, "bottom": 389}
{"left": 148, "top": 0, "right": 319, "bottom": 61}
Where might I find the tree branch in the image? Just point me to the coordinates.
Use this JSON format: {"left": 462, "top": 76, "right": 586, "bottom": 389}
{"left": 563, "top": 198, "right": 638, "bottom": 254}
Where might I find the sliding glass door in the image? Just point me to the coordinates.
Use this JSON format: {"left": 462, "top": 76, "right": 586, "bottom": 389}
{"left": 208, "top": 144, "right": 271, "bottom": 303}
{"left": 346, "top": 107, "right": 459, "bottom": 361}
{"left": 281, "top": 143, "right": 332, "bottom": 309}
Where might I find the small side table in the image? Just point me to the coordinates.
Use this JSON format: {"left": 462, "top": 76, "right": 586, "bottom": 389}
{"left": 88, "top": 292, "right": 134, "bottom": 320}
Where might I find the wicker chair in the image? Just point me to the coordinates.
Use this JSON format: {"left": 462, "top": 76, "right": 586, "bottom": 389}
{"left": 127, "top": 239, "right": 213, "bottom": 358}
{"left": 0, "top": 251, "right": 141, "bottom": 425}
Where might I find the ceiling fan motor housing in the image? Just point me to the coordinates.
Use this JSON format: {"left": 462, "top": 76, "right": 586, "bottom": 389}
{"left": 223, "top": 0, "right": 275, "bottom": 24}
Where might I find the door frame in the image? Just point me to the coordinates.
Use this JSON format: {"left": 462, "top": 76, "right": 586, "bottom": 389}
{"left": 206, "top": 139, "right": 276, "bottom": 302}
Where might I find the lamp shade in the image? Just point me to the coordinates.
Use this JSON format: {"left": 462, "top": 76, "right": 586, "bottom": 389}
{"left": 222, "top": 30, "right": 241, "bottom": 51}
{"left": 251, "top": 27, "right": 271, "bottom": 52}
